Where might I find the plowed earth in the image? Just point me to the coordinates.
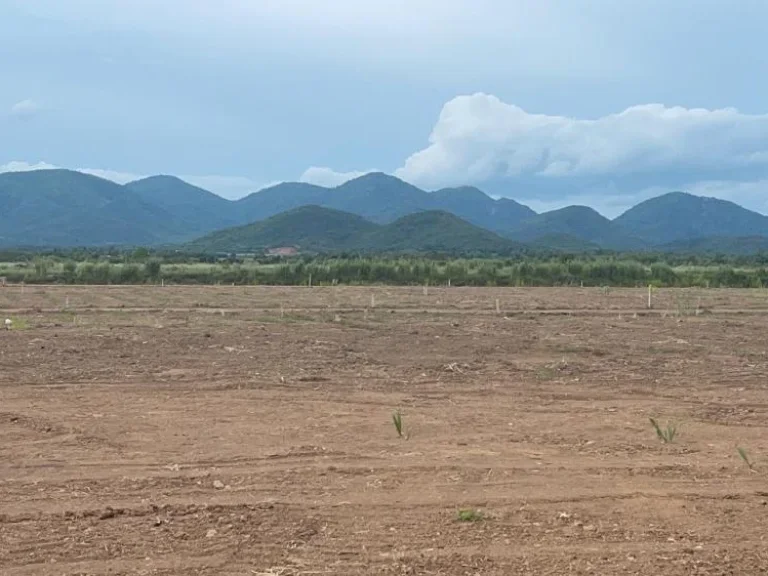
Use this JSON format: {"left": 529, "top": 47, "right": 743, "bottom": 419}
{"left": 2, "top": 286, "right": 768, "bottom": 575}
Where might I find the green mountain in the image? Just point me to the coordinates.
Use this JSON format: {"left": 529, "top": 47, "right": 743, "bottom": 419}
{"left": 188, "top": 206, "right": 377, "bottom": 253}
{"left": 430, "top": 186, "right": 535, "bottom": 232}
{"left": 235, "top": 182, "right": 329, "bottom": 222}
{"left": 506, "top": 206, "right": 646, "bottom": 250}
{"left": 125, "top": 175, "right": 237, "bottom": 234}
{"left": 190, "top": 206, "right": 523, "bottom": 255}
{"left": 234, "top": 173, "right": 535, "bottom": 230}
{"left": 0, "top": 169, "right": 184, "bottom": 246}
{"left": 659, "top": 235, "right": 768, "bottom": 255}
{"left": 614, "top": 192, "right": 768, "bottom": 244}
{"left": 359, "top": 210, "right": 524, "bottom": 254}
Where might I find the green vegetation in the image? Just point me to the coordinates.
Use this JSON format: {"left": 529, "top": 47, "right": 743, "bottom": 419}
{"left": 737, "top": 447, "right": 755, "bottom": 471}
{"left": 649, "top": 418, "right": 678, "bottom": 444}
{"left": 3, "top": 250, "right": 768, "bottom": 287}
{"left": 456, "top": 509, "right": 485, "bottom": 522}
{"left": 392, "top": 410, "right": 404, "bottom": 438}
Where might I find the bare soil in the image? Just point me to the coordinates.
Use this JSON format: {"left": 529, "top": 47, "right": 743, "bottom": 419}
{"left": 2, "top": 286, "right": 768, "bottom": 575}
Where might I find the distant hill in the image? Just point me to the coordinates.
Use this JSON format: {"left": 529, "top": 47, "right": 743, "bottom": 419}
{"left": 125, "top": 175, "right": 238, "bottom": 235}
{"left": 614, "top": 192, "right": 768, "bottom": 244}
{"left": 190, "top": 207, "right": 524, "bottom": 255}
{"left": 0, "top": 169, "right": 185, "bottom": 246}
{"left": 506, "top": 206, "right": 646, "bottom": 250}
{"left": 658, "top": 235, "right": 768, "bottom": 255}
{"left": 430, "top": 186, "right": 535, "bottom": 232}
{"left": 235, "top": 182, "right": 329, "bottom": 223}
{"left": 358, "top": 210, "right": 525, "bottom": 254}
{"left": 189, "top": 206, "right": 378, "bottom": 253}
{"left": 234, "top": 173, "right": 536, "bottom": 230}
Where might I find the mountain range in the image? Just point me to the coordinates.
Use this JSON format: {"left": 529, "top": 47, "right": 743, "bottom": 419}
{"left": 1, "top": 168, "right": 768, "bottom": 254}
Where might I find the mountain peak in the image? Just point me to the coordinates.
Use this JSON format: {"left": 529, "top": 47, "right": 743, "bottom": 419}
{"left": 614, "top": 190, "right": 768, "bottom": 244}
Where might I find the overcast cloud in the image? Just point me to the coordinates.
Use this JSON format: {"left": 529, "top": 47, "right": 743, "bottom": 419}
{"left": 3, "top": 0, "right": 768, "bottom": 216}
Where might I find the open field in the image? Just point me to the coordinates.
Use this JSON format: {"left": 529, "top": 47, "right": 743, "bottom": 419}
{"left": 2, "top": 286, "right": 768, "bottom": 575}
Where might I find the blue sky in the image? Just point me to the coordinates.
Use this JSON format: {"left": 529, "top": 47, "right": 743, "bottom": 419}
{"left": 2, "top": 0, "right": 768, "bottom": 217}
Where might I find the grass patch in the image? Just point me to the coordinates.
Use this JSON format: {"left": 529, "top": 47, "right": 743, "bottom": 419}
{"left": 534, "top": 366, "right": 557, "bottom": 381}
{"left": 392, "top": 410, "right": 405, "bottom": 438}
{"left": 649, "top": 417, "right": 678, "bottom": 443}
{"left": 737, "top": 446, "right": 755, "bottom": 471}
{"left": 456, "top": 509, "right": 484, "bottom": 523}
{"left": 5, "top": 316, "right": 30, "bottom": 331}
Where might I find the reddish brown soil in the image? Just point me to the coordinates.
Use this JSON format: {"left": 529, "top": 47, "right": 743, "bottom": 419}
{"left": 2, "top": 286, "right": 768, "bottom": 575}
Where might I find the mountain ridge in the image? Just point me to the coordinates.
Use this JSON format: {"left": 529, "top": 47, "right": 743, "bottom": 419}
{"left": 2, "top": 168, "right": 768, "bottom": 253}
{"left": 189, "top": 205, "right": 526, "bottom": 255}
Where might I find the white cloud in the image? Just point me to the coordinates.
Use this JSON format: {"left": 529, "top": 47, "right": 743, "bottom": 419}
{"left": 299, "top": 166, "right": 374, "bottom": 188}
{"left": 0, "top": 160, "right": 58, "bottom": 172}
{"left": 396, "top": 93, "right": 768, "bottom": 189}
{"left": 9, "top": 99, "right": 41, "bottom": 118}
{"left": 0, "top": 161, "right": 264, "bottom": 200}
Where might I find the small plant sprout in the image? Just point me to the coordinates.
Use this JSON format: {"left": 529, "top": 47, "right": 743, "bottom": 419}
{"left": 737, "top": 447, "right": 756, "bottom": 472}
{"left": 392, "top": 410, "right": 404, "bottom": 438}
{"left": 457, "top": 509, "right": 484, "bottom": 523}
{"left": 649, "top": 417, "right": 678, "bottom": 444}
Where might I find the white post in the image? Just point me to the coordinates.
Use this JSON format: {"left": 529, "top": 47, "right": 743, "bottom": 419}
{"left": 647, "top": 285, "right": 652, "bottom": 309}
{"left": 495, "top": 298, "right": 500, "bottom": 314}
{"left": 371, "top": 294, "right": 376, "bottom": 308}
{"left": 308, "top": 273, "right": 312, "bottom": 288}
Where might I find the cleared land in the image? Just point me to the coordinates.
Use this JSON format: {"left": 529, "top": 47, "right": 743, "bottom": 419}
{"left": 2, "top": 285, "right": 768, "bottom": 575}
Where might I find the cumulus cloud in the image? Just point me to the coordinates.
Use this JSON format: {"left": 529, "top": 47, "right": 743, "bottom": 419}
{"left": 0, "top": 161, "right": 264, "bottom": 200}
{"left": 9, "top": 99, "right": 41, "bottom": 118}
{"left": 299, "top": 166, "right": 374, "bottom": 188}
{"left": 395, "top": 93, "right": 768, "bottom": 189}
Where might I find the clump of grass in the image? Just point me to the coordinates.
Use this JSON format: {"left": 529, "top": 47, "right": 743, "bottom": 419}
{"left": 457, "top": 509, "right": 484, "bottom": 523}
{"left": 649, "top": 417, "right": 678, "bottom": 443}
{"left": 6, "top": 317, "right": 30, "bottom": 331}
{"left": 737, "top": 446, "right": 755, "bottom": 471}
{"left": 392, "top": 410, "right": 404, "bottom": 438}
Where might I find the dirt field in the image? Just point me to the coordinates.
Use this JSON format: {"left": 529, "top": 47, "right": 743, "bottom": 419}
{"left": 2, "top": 285, "right": 768, "bottom": 575}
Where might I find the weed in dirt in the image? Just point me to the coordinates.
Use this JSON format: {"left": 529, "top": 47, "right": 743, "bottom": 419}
{"left": 737, "top": 446, "right": 756, "bottom": 471}
{"left": 392, "top": 410, "right": 406, "bottom": 439}
{"left": 534, "top": 366, "right": 557, "bottom": 381}
{"left": 649, "top": 417, "right": 678, "bottom": 443}
{"left": 457, "top": 509, "right": 484, "bottom": 523}
{"left": 5, "top": 317, "right": 30, "bottom": 331}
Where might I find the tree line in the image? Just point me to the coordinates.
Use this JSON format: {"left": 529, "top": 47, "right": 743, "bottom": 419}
{"left": 3, "top": 252, "right": 768, "bottom": 288}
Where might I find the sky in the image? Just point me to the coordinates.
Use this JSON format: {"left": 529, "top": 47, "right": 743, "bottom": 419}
{"left": 2, "top": 0, "right": 768, "bottom": 217}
